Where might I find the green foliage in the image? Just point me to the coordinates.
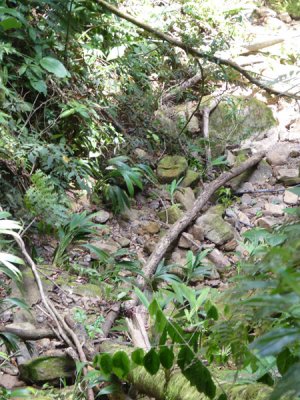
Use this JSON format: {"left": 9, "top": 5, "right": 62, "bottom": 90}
{"left": 185, "top": 249, "right": 213, "bottom": 283}
{"left": 266, "top": 0, "right": 300, "bottom": 17}
{"left": 0, "top": 212, "right": 28, "bottom": 353}
{"left": 166, "top": 177, "right": 183, "bottom": 205}
{"left": 216, "top": 187, "right": 235, "bottom": 208}
{"left": 24, "top": 170, "right": 69, "bottom": 228}
{"left": 53, "top": 211, "right": 103, "bottom": 266}
{"left": 93, "top": 351, "right": 131, "bottom": 379}
{"left": 0, "top": 212, "right": 23, "bottom": 283}
{"left": 80, "top": 245, "right": 141, "bottom": 284}
{"left": 211, "top": 219, "right": 300, "bottom": 398}
{"left": 73, "top": 308, "right": 105, "bottom": 339}
{"left": 94, "top": 156, "right": 155, "bottom": 213}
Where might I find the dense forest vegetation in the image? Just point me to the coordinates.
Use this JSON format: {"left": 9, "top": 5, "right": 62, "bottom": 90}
{"left": 0, "top": 0, "right": 300, "bottom": 399}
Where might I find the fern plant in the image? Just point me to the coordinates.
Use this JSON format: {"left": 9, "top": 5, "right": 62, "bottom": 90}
{"left": 24, "top": 170, "right": 69, "bottom": 228}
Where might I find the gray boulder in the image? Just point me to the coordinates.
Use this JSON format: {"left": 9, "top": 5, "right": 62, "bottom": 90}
{"left": 195, "top": 206, "right": 234, "bottom": 245}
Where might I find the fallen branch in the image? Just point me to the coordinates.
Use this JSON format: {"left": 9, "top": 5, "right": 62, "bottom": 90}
{"left": 176, "top": 60, "right": 206, "bottom": 142}
{"left": 126, "top": 306, "right": 151, "bottom": 350}
{"left": 241, "top": 37, "right": 285, "bottom": 54}
{"left": 0, "top": 326, "right": 56, "bottom": 340}
{"left": 127, "top": 151, "right": 265, "bottom": 309}
{"left": 95, "top": 0, "right": 300, "bottom": 100}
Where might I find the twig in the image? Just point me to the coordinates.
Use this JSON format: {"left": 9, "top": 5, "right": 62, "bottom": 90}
{"left": 234, "top": 188, "right": 286, "bottom": 195}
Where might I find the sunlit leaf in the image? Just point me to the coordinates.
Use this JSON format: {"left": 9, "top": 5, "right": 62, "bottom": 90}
{"left": 40, "top": 57, "right": 70, "bottom": 78}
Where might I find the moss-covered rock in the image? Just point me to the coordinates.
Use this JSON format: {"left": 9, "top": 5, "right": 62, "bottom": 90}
{"left": 154, "top": 101, "right": 199, "bottom": 137}
{"left": 19, "top": 355, "right": 76, "bottom": 384}
{"left": 157, "top": 156, "right": 188, "bottom": 183}
{"left": 71, "top": 283, "right": 103, "bottom": 297}
{"left": 195, "top": 206, "right": 234, "bottom": 245}
{"left": 202, "top": 95, "right": 277, "bottom": 155}
{"left": 180, "top": 169, "right": 200, "bottom": 188}
{"left": 158, "top": 205, "right": 183, "bottom": 224}
{"left": 11, "top": 386, "right": 75, "bottom": 400}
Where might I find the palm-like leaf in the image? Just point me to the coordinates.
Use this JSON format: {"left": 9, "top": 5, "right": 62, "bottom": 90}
{"left": 53, "top": 211, "right": 104, "bottom": 266}
{"left": 0, "top": 213, "right": 24, "bottom": 281}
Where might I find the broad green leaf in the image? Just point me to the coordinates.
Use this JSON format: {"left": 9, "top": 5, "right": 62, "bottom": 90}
{"left": 30, "top": 79, "right": 47, "bottom": 95}
{"left": 207, "top": 305, "right": 219, "bottom": 320}
{"left": 148, "top": 299, "right": 159, "bottom": 317}
{"left": 83, "top": 244, "right": 109, "bottom": 262}
{"left": 40, "top": 57, "right": 70, "bottom": 78}
{"left": 270, "top": 363, "right": 300, "bottom": 400}
{"left": 0, "top": 253, "right": 24, "bottom": 265}
{"left": 93, "top": 354, "right": 101, "bottom": 369}
{"left": 98, "top": 384, "right": 119, "bottom": 396}
{"left": 250, "top": 328, "right": 300, "bottom": 357}
{"left": 283, "top": 207, "right": 300, "bottom": 216}
{"left": 0, "top": 219, "right": 22, "bottom": 230}
{"left": 18, "top": 64, "right": 27, "bottom": 75}
{"left": 0, "top": 212, "right": 11, "bottom": 219}
{"left": 257, "top": 372, "right": 274, "bottom": 386}
{"left": 143, "top": 348, "right": 160, "bottom": 375}
{"left": 288, "top": 187, "right": 300, "bottom": 196}
{"left": 178, "top": 345, "right": 216, "bottom": 399}
{"left": 112, "top": 351, "right": 130, "bottom": 378}
{"left": 277, "top": 348, "right": 299, "bottom": 376}
{"left": 159, "top": 346, "right": 174, "bottom": 369}
{"left": 0, "top": 16, "right": 22, "bottom": 30}
{"left": 167, "top": 321, "right": 184, "bottom": 343}
{"left": 0, "top": 351, "right": 9, "bottom": 360}
{"left": 0, "top": 265, "right": 21, "bottom": 281}
{"left": 155, "top": 309, "right": 167, "bottom": 333}
{"left": 0, "top": 332, "right": 19, "bottom": 351}
{"left": 0, "top": 7, "right": 27, "bottom": 24}
{"left": 131, "top": 348, "right": 144, "bottom": 366}
{"left": 10, "top": 388, "right": 35, "bottom": 398}
{"left": 134, "top": 287, "right": 150, "bottom": 308}
{"left": 60, "top": 109, "right": 76, "bottom": 118}
{"left": 4, "top": 298, "right": 29, "bottom": 310}
{"left": 99, "top": 353, "right": 113, "bottom": 375}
